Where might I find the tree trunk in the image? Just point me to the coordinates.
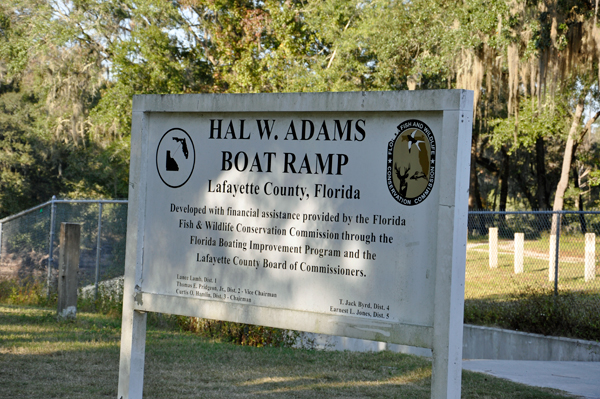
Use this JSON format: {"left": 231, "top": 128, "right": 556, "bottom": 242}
{"left": 574, "top": 168, "right": 587, "bottom": 233}
{"left": 498, "top": 147, "right": 509, "bottom": 211}
{"left": 468, "top": 128, "right": 482, "bottom": 208}
{"left": 551, "top": 97, "right": 585, "bottom": 234}
{"left": 515, "top": 169, "right": 537, "bottom": 209}
{"left": 535, "top": 137, "right": 549, "bottom": 210}
{"left": 468, "top": 131, "right": 485, "bottom": 235}
{"left": 496, "top": 147, "right": 510, "bottom": 225}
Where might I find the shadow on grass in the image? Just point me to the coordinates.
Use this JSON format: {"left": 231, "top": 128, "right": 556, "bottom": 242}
{"left": 0, "top": 305, "right": 433, "bottom": 398}
{"left": 0, "top": 305, "right": 578, "bottom": 398}
{"left": 144, "top": 338, "right": 434, "bottom": 398}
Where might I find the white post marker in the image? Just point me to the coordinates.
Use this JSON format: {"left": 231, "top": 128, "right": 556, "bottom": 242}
{"left": 514, "top": 232, "right": 524, "bottom": 274}
{"left": 549, "top": 235, "right": 557, "bottom": 282}
{"left": 585, "top": 233, "right": 595, "bottom": 282}
{"left": 489, "top": 227, "right": 498, "bottom": 269}
{"left": 118, "top": 91, "right": 473, "bottom": 399}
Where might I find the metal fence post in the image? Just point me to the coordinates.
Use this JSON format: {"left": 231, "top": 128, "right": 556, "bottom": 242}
{"left": 94, "top": 202, "right": 103, "bottom": 301}
{"left": 47, "top": 195, "right": 57, "bottom": 298}
{"left": 554, "top": 213, "right": 561, "bottom": 297}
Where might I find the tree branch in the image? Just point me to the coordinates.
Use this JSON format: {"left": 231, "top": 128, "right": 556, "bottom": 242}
{"left": 476, "top": 156, "right": 500, "bottom": 175}
{"left": 577, "top": 110, "right": 600, "bottom": 144}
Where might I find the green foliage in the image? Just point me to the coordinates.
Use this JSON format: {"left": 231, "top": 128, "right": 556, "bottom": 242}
{"left": 1, "top": 0, "right": 599, "bottom": 213}
{"left": 490, "top": 97, "right": 570, "bottom": 154}
{"left": 0, "top": 278, "right": 55, "bottom": 307}
{"left": 591, "top": 169, "right": 600, "bottom": 188}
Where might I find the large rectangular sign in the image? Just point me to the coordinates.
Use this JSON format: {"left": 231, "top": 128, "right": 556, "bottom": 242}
{"left": 145, "top": 112, "right": 440, "bottom": 327}
{"left": 119, "top": 91, "right": 473, "bottom": 399}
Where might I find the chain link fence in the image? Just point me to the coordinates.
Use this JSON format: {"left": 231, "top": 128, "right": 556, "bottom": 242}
{"left": 0, "top": 197, "right": 127, "bottom": 298}
{"left": 467, "top": 211, "right": 600, "bottom": 302}
{"left": 1, "top": 202, "right": 598, "bottom": 308}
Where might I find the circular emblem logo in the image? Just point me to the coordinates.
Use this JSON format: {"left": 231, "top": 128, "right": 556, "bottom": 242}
{"left": 156, "top": 128, "right": 196, "bottom": 188}
{"left": 386, "top": 120, "right": 436, "bottom": 205}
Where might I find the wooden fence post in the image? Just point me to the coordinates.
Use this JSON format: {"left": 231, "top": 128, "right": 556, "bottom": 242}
{"left": 58, "top": 223, "right": 81, "bottom": 319}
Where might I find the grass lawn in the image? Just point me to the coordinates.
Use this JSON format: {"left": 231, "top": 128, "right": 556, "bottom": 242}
{"left": 0, "top": 305, "right": 579, "bottom": 398}
{"left": 466, "top": 234, "right": 600, "bottom": 301}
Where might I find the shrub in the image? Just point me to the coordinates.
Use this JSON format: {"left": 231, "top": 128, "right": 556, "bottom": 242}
{"left": 465, "top": 286, "right": 600, "bottom": 341}
{"left": 0, "top": 278, "right": 54, "bottom": 307}
{"left": 176, "top": 317, "right": 301, "bottom": 348}
{"left": 78, "top": 284, "right": 124, "bottom": 318}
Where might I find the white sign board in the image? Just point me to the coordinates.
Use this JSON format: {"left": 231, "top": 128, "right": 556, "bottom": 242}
{"left": 118, "top": 91, "right": 473, "bottom": 399}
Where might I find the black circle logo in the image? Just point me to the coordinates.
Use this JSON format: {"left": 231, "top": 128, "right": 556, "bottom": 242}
{"left": 386, "top": 120, "right": 436, "bottom": 205}
{"left": 156, "top": 128, "right": 196, "bottom": 188}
